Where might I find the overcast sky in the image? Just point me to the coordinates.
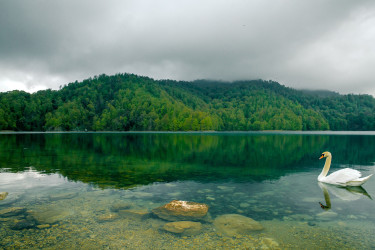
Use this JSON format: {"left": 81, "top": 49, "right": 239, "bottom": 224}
{"left": 1, "top": 0, "right": 375, "bottom": 95}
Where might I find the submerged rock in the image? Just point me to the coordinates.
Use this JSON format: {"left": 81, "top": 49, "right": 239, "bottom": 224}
{"left": 49, "top": 192, "right": 77, "bottom": 201}
{"left": 36, "top": 224, "right": 51, "bottom": 229}
{"left": 289, "top": 214, "right": 314, "bottom": 221}
{"left": 261, "top": 237, "right": 280, "bottom": 248}
{"left": 29, "top": 208, "right": 73, "bottom": 224}
{"left": 163, "top": 221, "right": 202, "bottom": 236}
{"left": 11, "top": 219, "right": 36, "bottom": 230}
{"left": 167, "top": 192, "right": 182, "bottom": 198}
{"left": 239, "top": 202, "right": 250, "bottom": 208}
{"left": 213, "top": 214, "right": 263, "bottom": 237}
{"left": 308, "top": 221, "right": 317, "bottom": 226}
{"left": 217, "top": 186, "right": 235, "bottom": 191}
{"left": 0, "top": 192, "right": 8, "bottom": 201}
{"left": 318, "top": 211, "right": 338, "bottom": 217}
{"left": 316, "top": 211, "right": 338, "bottom": 220}
{"left": 110, "top": 203, "right": 132, "bottom": 212}
{"left": 97, "top": 213, "right": 119, "bottom": 222}
{"left": 152, "top": 200, "right": 209, "bottom": 221}
{"left": 118, "top": 209, "right": 150, "bottom": 220}
{"left": 206, "top": 196, "right": 215, "bottom": 201}
{"left": 0, "top": 207, "right": 27, "bottom": 217}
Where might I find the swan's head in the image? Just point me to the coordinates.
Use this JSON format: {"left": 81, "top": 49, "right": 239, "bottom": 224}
{"left": 319, "top": 151, "right": 331, "bottom": 159}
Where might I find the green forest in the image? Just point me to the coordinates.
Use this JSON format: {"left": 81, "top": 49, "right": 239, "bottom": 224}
{"left": 0, "top": 73, "right": 374, "bottom": 131}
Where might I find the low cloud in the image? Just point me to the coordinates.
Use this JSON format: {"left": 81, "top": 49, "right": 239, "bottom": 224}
{"left": 1, "top": 0, "right": 375, "bottom": 95}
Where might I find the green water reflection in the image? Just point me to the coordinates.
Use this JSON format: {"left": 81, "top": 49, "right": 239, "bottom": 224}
{"left": 1, "top": 133, "right": 375, "bottom": 188}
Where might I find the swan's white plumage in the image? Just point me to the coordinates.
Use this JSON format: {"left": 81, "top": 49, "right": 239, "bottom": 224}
{"left": 321, "top": 168, "right": 360, "bottom": 184}
{"left": 318, "top": 152, "right": 372, "bottom": 186}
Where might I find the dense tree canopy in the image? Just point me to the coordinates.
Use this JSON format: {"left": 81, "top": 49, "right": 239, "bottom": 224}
{"left": 0, "top": 73, "right": 374, "bottom": 131}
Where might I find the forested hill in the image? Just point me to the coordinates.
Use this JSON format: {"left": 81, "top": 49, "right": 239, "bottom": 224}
{"left": 1, "top": 73, "right": 375, "bottom": 131}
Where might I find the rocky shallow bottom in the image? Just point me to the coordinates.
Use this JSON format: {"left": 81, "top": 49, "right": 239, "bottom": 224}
{"left": 1, "top": 185, "right": 375, "bottom": 249}
{"left": 1, "top": 212, "right": 373, "bottom": 249}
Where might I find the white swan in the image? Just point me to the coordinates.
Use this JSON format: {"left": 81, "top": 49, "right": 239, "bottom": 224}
{"left": 318, "top": 151, "right": 373, "bottom": 186}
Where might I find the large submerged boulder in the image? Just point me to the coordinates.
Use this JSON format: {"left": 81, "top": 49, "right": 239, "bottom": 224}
{"left": 213, "top": 214, "right": 263, "bottom": 237}
{"left": 163, "top": 221, "right": 202, "bottom": 236}
{"left": 152, "top": 200, "right": 209, "bottom": 221}
{"left": 29, "top": 208, "right": 73, "bottom": 224}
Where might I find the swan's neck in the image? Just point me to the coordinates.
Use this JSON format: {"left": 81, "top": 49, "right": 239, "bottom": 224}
{"left": 318, "top": 155, "right": 331, "bottom": 181}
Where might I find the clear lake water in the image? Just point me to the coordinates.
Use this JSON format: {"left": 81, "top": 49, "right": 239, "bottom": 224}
{"left": 1, "top": 132, "right": 375, "bottom": 249}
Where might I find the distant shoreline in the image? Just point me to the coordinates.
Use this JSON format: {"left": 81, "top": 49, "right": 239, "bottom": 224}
{"left": 2, "top": 130, "right": 375, "bottom": 135}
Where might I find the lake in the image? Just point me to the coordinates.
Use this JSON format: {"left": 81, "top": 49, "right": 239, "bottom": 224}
{"left": 1, "top": 132, "right": 375, "bottom": 249}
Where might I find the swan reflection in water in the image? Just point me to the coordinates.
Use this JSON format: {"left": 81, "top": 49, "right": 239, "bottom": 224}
{"left": 318, "top": 182, "right": 372, "bottom": 210}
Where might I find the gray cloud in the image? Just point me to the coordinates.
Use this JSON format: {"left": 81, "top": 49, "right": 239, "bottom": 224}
{"left": 1, "top": 0, "right": 375, "bottom": 95}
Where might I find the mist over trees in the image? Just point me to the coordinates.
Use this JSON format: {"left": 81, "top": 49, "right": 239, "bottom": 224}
{"left": 0, "top": 73, "right": 374, "bottom": 131}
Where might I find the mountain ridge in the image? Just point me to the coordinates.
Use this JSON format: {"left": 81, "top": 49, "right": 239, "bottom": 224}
{"left": 0, "top": 73, "right": 374, "bottom": 131}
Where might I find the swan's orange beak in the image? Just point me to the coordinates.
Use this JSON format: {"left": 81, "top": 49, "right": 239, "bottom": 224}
{"left": 319, "top": 154, "right": 324, "bottom": 159}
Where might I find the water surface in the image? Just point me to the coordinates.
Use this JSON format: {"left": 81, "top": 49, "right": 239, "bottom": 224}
{"left": 1, "top": 132, "right": 375, "bottom": 249}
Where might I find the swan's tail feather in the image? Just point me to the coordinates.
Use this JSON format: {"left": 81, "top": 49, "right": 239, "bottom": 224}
{"left": 344, "top": 174, "right": 373, "bottom": 186}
